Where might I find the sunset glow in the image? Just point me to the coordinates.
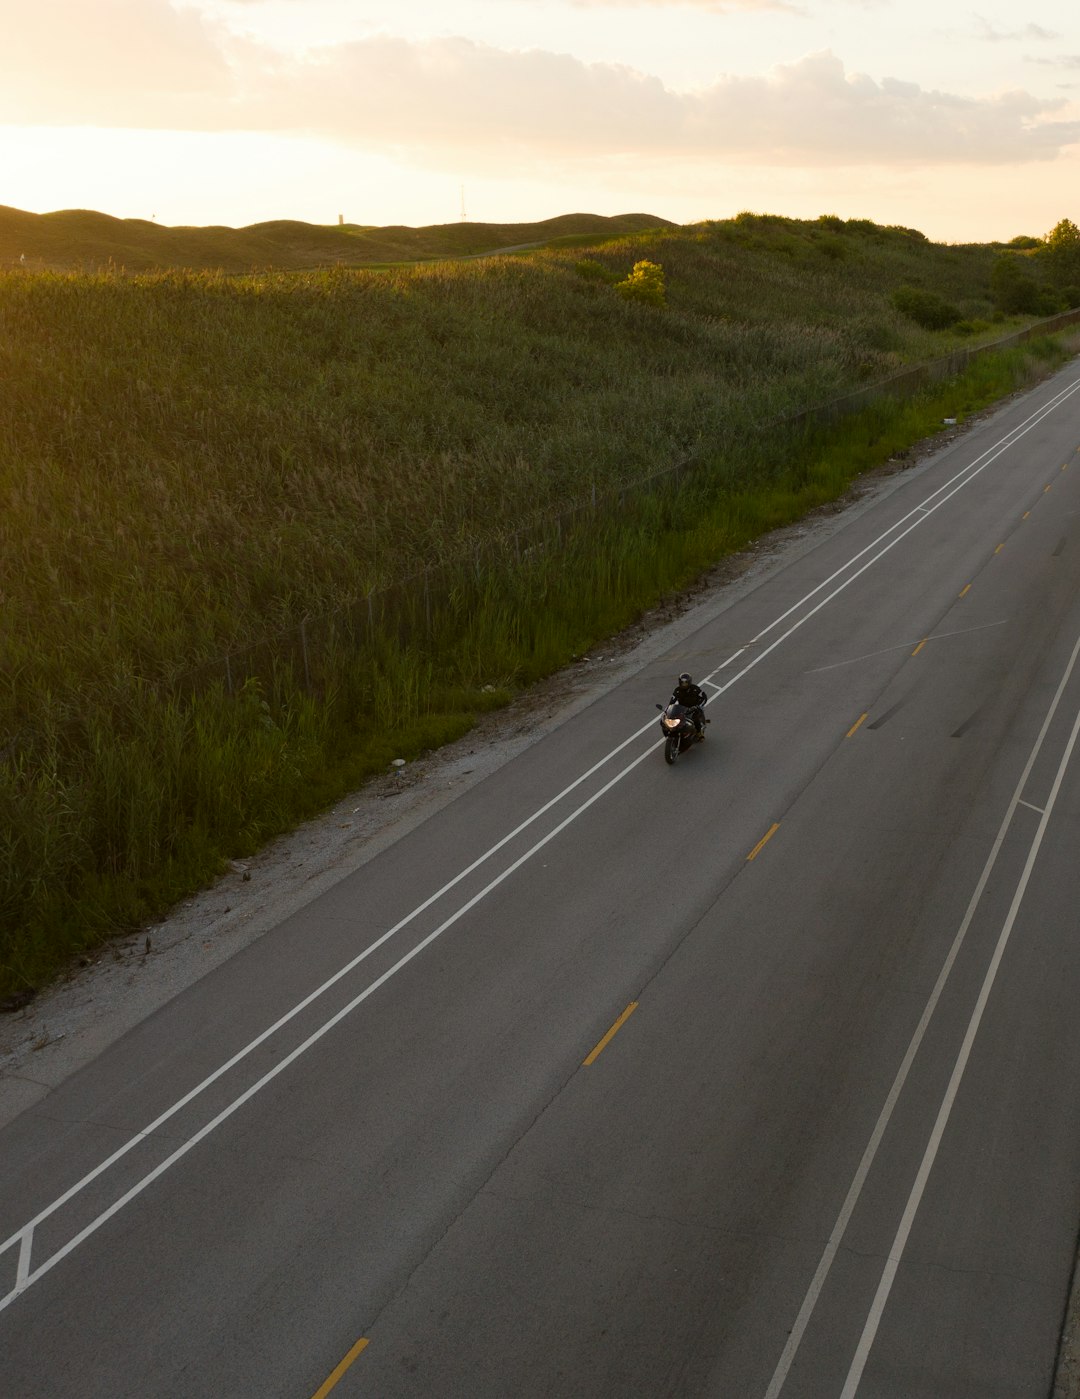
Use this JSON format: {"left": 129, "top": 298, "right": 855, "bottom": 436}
{"left": 4, "top": 0, "right": 1078, "bottom": 239}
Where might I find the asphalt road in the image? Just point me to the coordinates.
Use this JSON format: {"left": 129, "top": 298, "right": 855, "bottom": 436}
{"left": 3, "top": 361, "right": 1080, "bottom": 1398}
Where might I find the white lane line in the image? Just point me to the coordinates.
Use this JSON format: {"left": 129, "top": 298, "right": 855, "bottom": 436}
{"left": 714, "top": 377, "right": 1080, "bottom": 701}
{"left": 737, "top": 378, "right": 1080, "bottom": 656}
{"left": 763, "top": 627, "right": 1080, "bottom": 1399}
{"left": 1018, "top": 799, "right": 1046, "bottom": 815}
{"left": 840, "top": 686, "right": 1080, "bottom": 1397}
{"left": 0, "top": 739, "right": 662, "bottom": 1313}
{"left": 806, "top": 621, "right": 1010, "bottom": 674}
{"left": 4, "top": 374, "right": 1078, "bottom": 1314}
{"left": 0, "top": 719, "right": 666, "bottom": 1269}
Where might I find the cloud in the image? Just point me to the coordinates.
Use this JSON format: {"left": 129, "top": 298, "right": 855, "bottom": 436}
{"left": 250, "top": 41, "right": 1080, "bottom": 167}
{"left": 0, "top": 0, "right": 234, "bottom": 126}
{"left": 565, "top": 0, "right": 799, "bottom": 11}
{"left": 973, "top": 16, "right": 1061, "bottom": 43}
{"left": 2, "top": 7, "right": 1077, "bottom": 170}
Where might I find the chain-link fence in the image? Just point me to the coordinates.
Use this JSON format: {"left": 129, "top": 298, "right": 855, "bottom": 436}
{"left": 173, "top": 306, "right": 1080, "bottom": 704}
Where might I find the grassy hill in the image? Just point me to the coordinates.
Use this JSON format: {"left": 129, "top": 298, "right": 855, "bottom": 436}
{"left": 0, "top": 205, "right": 673, "bottom": 272}
{"left": 2, "top": 210, "right": 1075, "bottom": 991}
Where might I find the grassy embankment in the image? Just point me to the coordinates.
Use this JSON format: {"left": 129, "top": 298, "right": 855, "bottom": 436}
{"left": 2, "top": 212, "right": 1074, "bottom": 994}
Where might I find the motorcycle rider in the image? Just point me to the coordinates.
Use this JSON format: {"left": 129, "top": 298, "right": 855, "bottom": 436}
{"left": 670, "top": 672, "right": 708, "bottom": 739}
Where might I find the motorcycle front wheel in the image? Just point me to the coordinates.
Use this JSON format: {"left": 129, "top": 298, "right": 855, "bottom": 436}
{"left": 665, "top": 734, "right": 680, "bottom": 765}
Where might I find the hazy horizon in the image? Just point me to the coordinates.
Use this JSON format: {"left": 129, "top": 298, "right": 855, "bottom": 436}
{"left": 3, "top": 0, "right": 1078, "bottom": 244}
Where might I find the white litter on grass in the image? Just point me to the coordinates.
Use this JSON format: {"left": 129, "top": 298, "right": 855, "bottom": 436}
{"left": 391, "top": 758, "right": 407, "bottom": 768}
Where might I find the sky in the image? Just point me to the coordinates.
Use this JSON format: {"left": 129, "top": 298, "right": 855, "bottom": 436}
{"left": 1, "top": 0, "right": 1078, "bottom": 242}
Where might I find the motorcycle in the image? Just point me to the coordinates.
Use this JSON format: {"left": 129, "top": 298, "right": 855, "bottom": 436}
{"left": 656, "top": 701, "right": 708, "bottom": 764}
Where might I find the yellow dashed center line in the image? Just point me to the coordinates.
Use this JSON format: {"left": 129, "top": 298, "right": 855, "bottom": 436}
{"left": 1023, "top": 511, "right": 1031, "bottom": 519}
{"left": 846, "top": 713, "right": 869, "bottom": 739}
{"left": 959, "top": 584, "right": 972, "bottom": 598}
{"left": 583, "top": 1002, "right": 639, "bottom": 1065}
{"left": 995, "top": 543, "right": 1005, "bottom": 554}
{"left": 911, "top": 638, "right": 928, "bottom": 656}
{"left": 311, "top": 1338, "right": 370, "bottom": 1399}
{"left": 1045, "top": 484, "right": 1053, "bottom": 493}
{"left": 747, "top": 823, "right": 781, "bottom": 862}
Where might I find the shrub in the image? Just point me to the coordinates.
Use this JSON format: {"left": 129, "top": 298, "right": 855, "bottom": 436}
{"left": 575, "top": 258, "right": 616, "bottom": 283}
{"left": 615, "top": 259, "right": 665, "bottom": 308}
{"left": 892, "top": 285, "right": 960, "bottom": 330}
{"left": 990, "top": 256, "right": 1042, "bottom": 314}
{"left": 886, "top": 225, "right": 929, "bottom": 244}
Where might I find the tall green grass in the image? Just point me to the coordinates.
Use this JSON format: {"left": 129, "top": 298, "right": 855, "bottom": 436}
{"left": 0, "top": 213, "right": 1070, "bottom": 993}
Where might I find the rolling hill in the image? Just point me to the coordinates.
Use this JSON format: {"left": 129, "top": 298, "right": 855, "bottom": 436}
{"left": 0, "top": 206, "right": 674, "bottom": 272}
{"left": 3, "top": 206, "right": 1076, "bottom": 989}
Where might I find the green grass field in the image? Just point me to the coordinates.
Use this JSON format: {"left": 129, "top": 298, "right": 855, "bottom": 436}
{"left": 1, "top": 210, "right": 1075, "bottom": 993}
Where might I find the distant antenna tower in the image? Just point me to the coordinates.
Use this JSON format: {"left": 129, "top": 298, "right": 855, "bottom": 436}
{"left": 460, "top": 185, "right": 467, "bottom": 222}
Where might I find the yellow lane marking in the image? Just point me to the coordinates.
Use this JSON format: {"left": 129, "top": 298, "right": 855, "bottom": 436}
{"left": 846, "top": 713, "right": 869, "bottom": 739}
{"left": 911, "top": 638, "right": 928, "bottom": 656}
{"left": 583, "top": 1003, "right": 638, "bottom": 1066}
{"left": 959, "top": 584, "right": 972, "bottom": 598}
{"left": 1045, "top": 484, "right": 1053, "bottom": 493}
{"left": 311, "top": 1339, "right": 370, "bottom": 1399}
{"left": 995, "top": 543, "right": 1005, "bottom": 554}
{"left": 747, "top": 823, "right": 781, "bottom": 862}
{"left": 1023, "top": 511, "right": 1031, "bottom": 519}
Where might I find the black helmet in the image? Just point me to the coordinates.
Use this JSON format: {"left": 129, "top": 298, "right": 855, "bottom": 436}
{"left": 678, "top": 672, "right": 692, "bottom": 687}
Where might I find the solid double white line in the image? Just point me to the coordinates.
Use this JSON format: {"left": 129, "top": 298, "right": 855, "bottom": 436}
{"left": 838, "top": 650, "right": 1080, "bottom": 1396}
{"left": 2, "top": 372, "right": 1078, "bottom": 1315}
{"left": 764, "top": 529, "right": 1080, "bottom": 1393}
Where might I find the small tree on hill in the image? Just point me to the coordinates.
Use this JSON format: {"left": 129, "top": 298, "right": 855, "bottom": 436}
{"left": 616, "top": 259, "right": 665, "bottom": 308}
{"left": 1043, "top": 218, "right": 1080, "bottom": 289}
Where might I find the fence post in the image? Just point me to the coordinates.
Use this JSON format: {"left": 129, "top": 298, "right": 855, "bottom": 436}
{"left": 300, "top": 616, "right": 311, "bottom": 691}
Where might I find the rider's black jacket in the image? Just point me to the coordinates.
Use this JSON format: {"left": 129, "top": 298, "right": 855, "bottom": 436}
{"left": 670, "top": 681, "right": 708, "bottom": 712}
